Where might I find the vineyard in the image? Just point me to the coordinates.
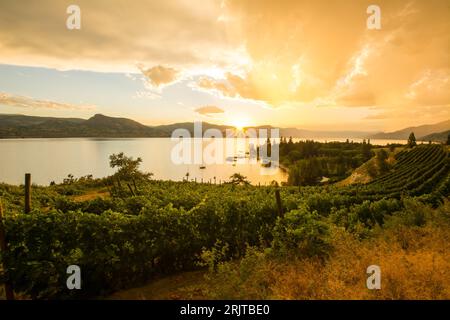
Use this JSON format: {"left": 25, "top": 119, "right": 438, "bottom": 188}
{"left": 0, "top": 144, "right": 449, "bottom": 299}
{"left": 341, "top": 144, "right": 450, "bottom": 201}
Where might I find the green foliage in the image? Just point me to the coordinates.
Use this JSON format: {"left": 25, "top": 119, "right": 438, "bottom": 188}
{"left": 0, "top": 145, "right": 448, "bottom": 299}
{"left": 367, "top": 161, "right": 378, "bottom": 178}
{"left": 280, "top": 140, "right": 373, "bottom": 185}
{"left": 272, "top": 207, "right": 331, "bottom": 258}
{"left": 227, "top": 173, "right": 250, "bottom": 185}
{"left": 202, "top": 246, "right": 271, "bottom": 300}
{"left": 288, "top": 158, "right": 322, "bottom": 186}
{"left": 408, "top": 132, "right": 417, "bottom": 148}
{"left": 376, "top": 149, "right": 389, "bottom": 173}
{"left": 109, "top": 152, "right": 153, "bottom": 196}
{"left": 1, "top": 182, "right": 282, "bottom": 298}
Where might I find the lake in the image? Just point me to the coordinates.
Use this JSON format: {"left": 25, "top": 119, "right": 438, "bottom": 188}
{"left": 0, "top": 137, "right": 406, "bottom": 186}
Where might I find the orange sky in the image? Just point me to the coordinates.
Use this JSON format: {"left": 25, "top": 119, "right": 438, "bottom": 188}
{"left": 0, "top": 0, "right": 449, "bottom": 131}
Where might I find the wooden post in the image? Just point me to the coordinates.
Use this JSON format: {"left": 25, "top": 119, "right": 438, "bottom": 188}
{"left": 24, "top": 173, "right": 31, "bottom": 214}
{"left": 0, "top": 199, "right": 15, "bottom": 300}
{"left": 275, "top": 188, "right": 283, "bottom": 218}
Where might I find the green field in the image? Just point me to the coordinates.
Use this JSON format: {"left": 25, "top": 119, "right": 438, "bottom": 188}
{"left": 0, "top": 144, "right": 449, "bottom": 299}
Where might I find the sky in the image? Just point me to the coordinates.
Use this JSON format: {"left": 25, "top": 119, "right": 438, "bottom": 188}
{"left": 0, "top": 0, "right": 449, "bottom": 131}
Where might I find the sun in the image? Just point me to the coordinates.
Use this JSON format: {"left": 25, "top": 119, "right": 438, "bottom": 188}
{"left": 231, "top": 118, "right": 249, "bottom": 131}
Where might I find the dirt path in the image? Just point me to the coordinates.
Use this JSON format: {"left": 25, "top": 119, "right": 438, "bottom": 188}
{"left": 106, "top": 270, "right": 208, "bottom": 300}
{"left": 72, "top": 190, "right": 110, "bottom": 202}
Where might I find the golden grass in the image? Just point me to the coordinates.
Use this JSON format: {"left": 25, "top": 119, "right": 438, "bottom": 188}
{"left": 203, "top": 203, "right": 450, "bottom": 300}
{"left": 268, "top": 226, "right": 450, "bottom": 299}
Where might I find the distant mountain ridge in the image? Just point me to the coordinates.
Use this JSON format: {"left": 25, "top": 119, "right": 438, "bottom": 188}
{"left": 368, "top": 120, "right": 450, "bottom": 140}
{"left": 421, "top": 130, "right": 450, "bottom": 142}
{"left": 1, "top": 113, "right": 447, "bottom": 140}
{"left": 0, "top": 113, "right": 374, "bottom": 139}
{"left": 0, "top": 114, "right": 163, "bottom": 138}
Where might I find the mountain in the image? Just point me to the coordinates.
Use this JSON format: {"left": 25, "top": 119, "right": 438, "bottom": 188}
{"left": 0, "top": 114, "right": 161, "bottom": 138}
{"left": 0, "top": 113, "right": 374, "bottom": 139}
{"left": 154, "top": 122, "right": 234, "bottom": 137}
{"left": 83, "top": 114, "right": 163, "bottom": 137}
{"left": 279, "top": 128, "right": 370, "bottom": 139}
{"left": 369, "top": 120, "right": 450, "bottom": 140}
{"left": 0, "top": 114, "right": 238, "bottom": 138}
{"left": 421, "top": 130, "right": 450, "bottom": 143}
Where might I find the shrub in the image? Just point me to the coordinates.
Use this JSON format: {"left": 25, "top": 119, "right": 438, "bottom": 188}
{"left": 271, "top": 207, "right": 331, "bottom": 258}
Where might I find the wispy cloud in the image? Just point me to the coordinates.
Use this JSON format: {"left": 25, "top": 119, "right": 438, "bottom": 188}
{"left": 194, "top": 105, "right": 224, "bottom": 116}
{"left": 0, "top": 92, "right": 95, "bottom": 110}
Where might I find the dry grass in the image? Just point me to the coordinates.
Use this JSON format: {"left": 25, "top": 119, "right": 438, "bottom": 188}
{"left": 268, "top": 226, "right": 450, "bottom": 299}
{"left": 108, "top": 202, "right": 450, "bottom": 300}
{"left": 203, "top": 204, "right": 450, "bottom": 300}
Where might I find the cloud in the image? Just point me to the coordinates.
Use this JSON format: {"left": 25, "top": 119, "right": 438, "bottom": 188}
{"left": 132, "top": 90, "right": 161, "bottom": 100}
{"left": 195, "top": 0, "right": 450, "bottom": 111}
{"left": 406, "top": 69, "right": 450, "bottom": 106}
{"left": 0, "top": 0, "right": 240, "bottom": 73}
{"left": 0, "top": 0, "right": 449, "bottom": 128}
{"left": 139, "top": 65, "right": 180, "bottom": 88}
{"left": 195, "top": 105, "right": 224, "bottom": 116}
{"left": 0, "top": 92, "right": 95, "bottom": 110}
{"left": 197, "top": 76, "right": 235, "bottom": 97}
{"left": 364, "top": 105, "right": 450, "bottom": 124}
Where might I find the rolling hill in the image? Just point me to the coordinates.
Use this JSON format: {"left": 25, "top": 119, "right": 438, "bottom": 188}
{"left": 421, "top": 130, "right": 450, "bottom": 143}
{"left": 4, "top": 113, "right": 445, "bottom": 141}
{"left": 0, "top": 113, "right": 374, "bottom": 139}
{"left": 0, "top": 114, "right": 163, "bottom": 138}
{"left": 369, "top": 119, "right": 450, "bottom": 140}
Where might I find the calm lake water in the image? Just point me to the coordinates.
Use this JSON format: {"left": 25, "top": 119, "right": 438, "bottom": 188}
{"left": 0, "top": 137, "right": 406, "bottom": 186}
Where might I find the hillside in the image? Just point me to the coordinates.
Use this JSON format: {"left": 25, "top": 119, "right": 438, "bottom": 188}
{"left": 0, "top": 114, "right": 166, "bottom": 138}
{"left": 0, "top": 113, "right": 374, "bottom": 139}
{"left": 2, "top": 113, "right": 447, "bottom": 140}
{"left": 361, "top": 144, "right": 449, "bottom": 199}
{"left": 421, "top": 130, "right": 450, "bottom": 142}
{"left": 369, "top": 119, "right": 450, "bottom": 140}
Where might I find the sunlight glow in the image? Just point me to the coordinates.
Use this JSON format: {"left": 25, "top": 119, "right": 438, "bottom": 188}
{"left": 230, "top": 117, "right": 251, "bottom": 131}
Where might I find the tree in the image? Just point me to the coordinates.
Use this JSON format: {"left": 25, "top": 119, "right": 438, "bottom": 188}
{"left": 447, "top": 133, "right": 450, "bottom": 146}
{"left": 407, "top": 132, "right": 417, "bottom": 148}
{"left": 109, "top": 152, "right": 153, "bottom": 193}
{"left": 367, "top": 161, "right": 378, "bottom": 178}
{"left": 361, "top": 140, "right": 372, "bottom": 161}
{"left": 376, "top": 149, "right": 389, "bottom": 173}
{"left": 288, "top": 158, "right": 322, "bottom": 186}
{"left": 228, "top": 173, "right": 250, "bottom": 185}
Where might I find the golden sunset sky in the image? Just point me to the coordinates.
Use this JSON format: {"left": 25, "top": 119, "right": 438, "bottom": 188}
{"left": 0, "top": 0, "right": 449, "bottom": 131}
